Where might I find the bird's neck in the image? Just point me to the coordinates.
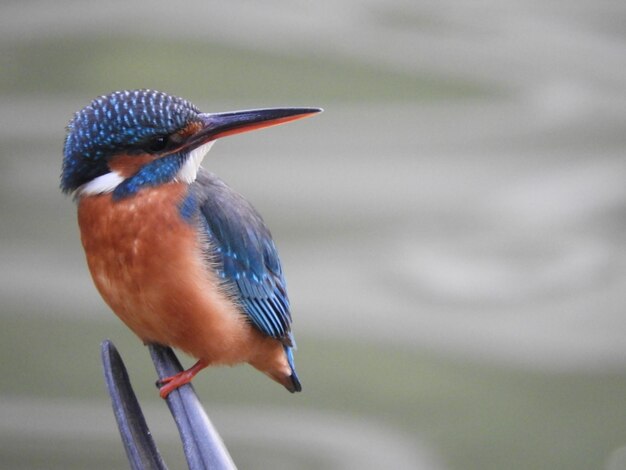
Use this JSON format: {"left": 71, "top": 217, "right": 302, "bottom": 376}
{"left": 75, "top": 142, "right": 214, "bottom": 199}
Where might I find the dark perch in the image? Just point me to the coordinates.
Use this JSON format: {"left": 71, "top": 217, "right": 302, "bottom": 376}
{"left": 101, "top": 340, "right": 236, "bottom": 470}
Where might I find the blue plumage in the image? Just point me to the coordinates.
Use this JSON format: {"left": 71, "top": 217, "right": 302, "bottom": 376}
{"left": 186, "top": 169, "right": 300, "bottom": 391}
{"left": 62, "top": 89, "right": 199, "bottom": 192}
{"left": 189, "top": 169, "right": 294, "bottom": 345}
{"left": 112, "top": 153, "right": 187, "bottom": 199}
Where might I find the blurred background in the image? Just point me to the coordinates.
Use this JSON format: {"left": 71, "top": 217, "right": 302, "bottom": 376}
{"left": 1, "top": 1, "right": 626, "bottom": 469}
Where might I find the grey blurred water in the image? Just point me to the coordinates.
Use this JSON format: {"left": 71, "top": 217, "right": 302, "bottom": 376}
{"left": 1, "top": 1, "right": 626, "bottom": 469}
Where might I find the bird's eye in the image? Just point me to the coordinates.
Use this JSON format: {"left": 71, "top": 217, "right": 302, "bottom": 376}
{"left": 146, "top": 135, "right": 170, "bottom": 153}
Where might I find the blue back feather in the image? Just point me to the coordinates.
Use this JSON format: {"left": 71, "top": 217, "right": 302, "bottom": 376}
{"left": 189, "top": 169, "right": 293, "bottom": 344}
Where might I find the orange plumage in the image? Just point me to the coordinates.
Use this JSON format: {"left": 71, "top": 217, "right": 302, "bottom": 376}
{"left": 77, "top": 182, "right": 292, "bottom": 390}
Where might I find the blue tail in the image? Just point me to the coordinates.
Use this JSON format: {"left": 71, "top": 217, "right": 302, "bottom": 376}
{"left": 284, "top": 345, "right": 302, "bottom": 392}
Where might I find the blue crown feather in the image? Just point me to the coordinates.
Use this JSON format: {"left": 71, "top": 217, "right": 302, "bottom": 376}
{"left": 61, "top": 89, "right": 200, "bottom": 193}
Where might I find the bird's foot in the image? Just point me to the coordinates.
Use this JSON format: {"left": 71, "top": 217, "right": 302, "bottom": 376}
{"left": 156, "top": 359, "right": 209, "bottom": 399}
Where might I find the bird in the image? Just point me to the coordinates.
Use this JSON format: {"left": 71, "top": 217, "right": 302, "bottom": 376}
{"left": 61, "top": 89, "right": 321, "bottom": 398}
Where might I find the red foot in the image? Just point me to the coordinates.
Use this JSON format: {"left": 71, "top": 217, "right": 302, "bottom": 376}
{"left": 157, "top": 359, "right": 209, "bottom": 399}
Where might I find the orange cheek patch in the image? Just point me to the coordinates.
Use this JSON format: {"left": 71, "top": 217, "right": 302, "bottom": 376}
{"left": 177, "top": 121, "right": 203, "bottom": 139}
{"left": 108, "top": 153, "right": 159, "bottom": 177}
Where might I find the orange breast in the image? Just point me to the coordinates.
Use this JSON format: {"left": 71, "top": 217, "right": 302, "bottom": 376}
{"left": 76, "top": 182, "right": 286, "bottom": 372}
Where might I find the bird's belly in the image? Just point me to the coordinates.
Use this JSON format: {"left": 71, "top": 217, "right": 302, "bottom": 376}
{"left": 76, "top": 183, "right": 261, "bottom": 364}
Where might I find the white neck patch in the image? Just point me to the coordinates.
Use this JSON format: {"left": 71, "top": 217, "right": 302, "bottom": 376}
{"left": 176, "top": 141, "right": 214, "bottom": 184}
{"left": 76, "top": 171, "right": 125, "bottom": 197}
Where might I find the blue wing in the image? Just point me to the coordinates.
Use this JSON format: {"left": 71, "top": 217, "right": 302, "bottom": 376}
{"left": 189, "top": 168, "right": 293, "bottom": 344}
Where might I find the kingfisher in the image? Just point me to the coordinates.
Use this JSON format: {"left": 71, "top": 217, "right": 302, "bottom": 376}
{"left": 61, "top": 89, "right": 321, "bottom": 398}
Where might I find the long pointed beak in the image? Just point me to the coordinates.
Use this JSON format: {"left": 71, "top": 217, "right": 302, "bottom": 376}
{"left": 188, "top": 107, "right": 322, "bottom": 147}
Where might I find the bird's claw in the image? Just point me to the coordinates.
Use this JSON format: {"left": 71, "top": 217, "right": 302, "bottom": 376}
{"left": 156, "top": 372, "right": 184, "bottom": 398}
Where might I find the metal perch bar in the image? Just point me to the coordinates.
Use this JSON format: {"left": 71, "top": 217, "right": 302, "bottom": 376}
{"left": 101, "top": 340, "right": 237, "bottom": 470}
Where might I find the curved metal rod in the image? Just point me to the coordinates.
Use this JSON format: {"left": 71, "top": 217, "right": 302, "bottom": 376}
{"left": 101, "top": 340, "right": 168, "bottom": 470}
{"left": 101, "top": 340, "right": 237, "bottom": 470}
{"left": 149, "top": 344, "right": 237, "bottom": 470}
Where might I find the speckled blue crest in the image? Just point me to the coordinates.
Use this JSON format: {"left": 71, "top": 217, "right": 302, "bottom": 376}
{"left": 61, "top": 89, "right": 200, "bottom": 192}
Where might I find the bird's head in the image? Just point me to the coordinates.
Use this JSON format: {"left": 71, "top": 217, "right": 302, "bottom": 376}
{"left": 62, "top": 89, "right": 321, "bottom": 198}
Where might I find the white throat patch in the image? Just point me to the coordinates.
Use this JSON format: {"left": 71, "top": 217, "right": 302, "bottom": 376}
{"left": 176, "top": 141, "right": 214, "bottom": 184}
{"left": 76, "top": 171, "right": 125, "bottom": 196}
